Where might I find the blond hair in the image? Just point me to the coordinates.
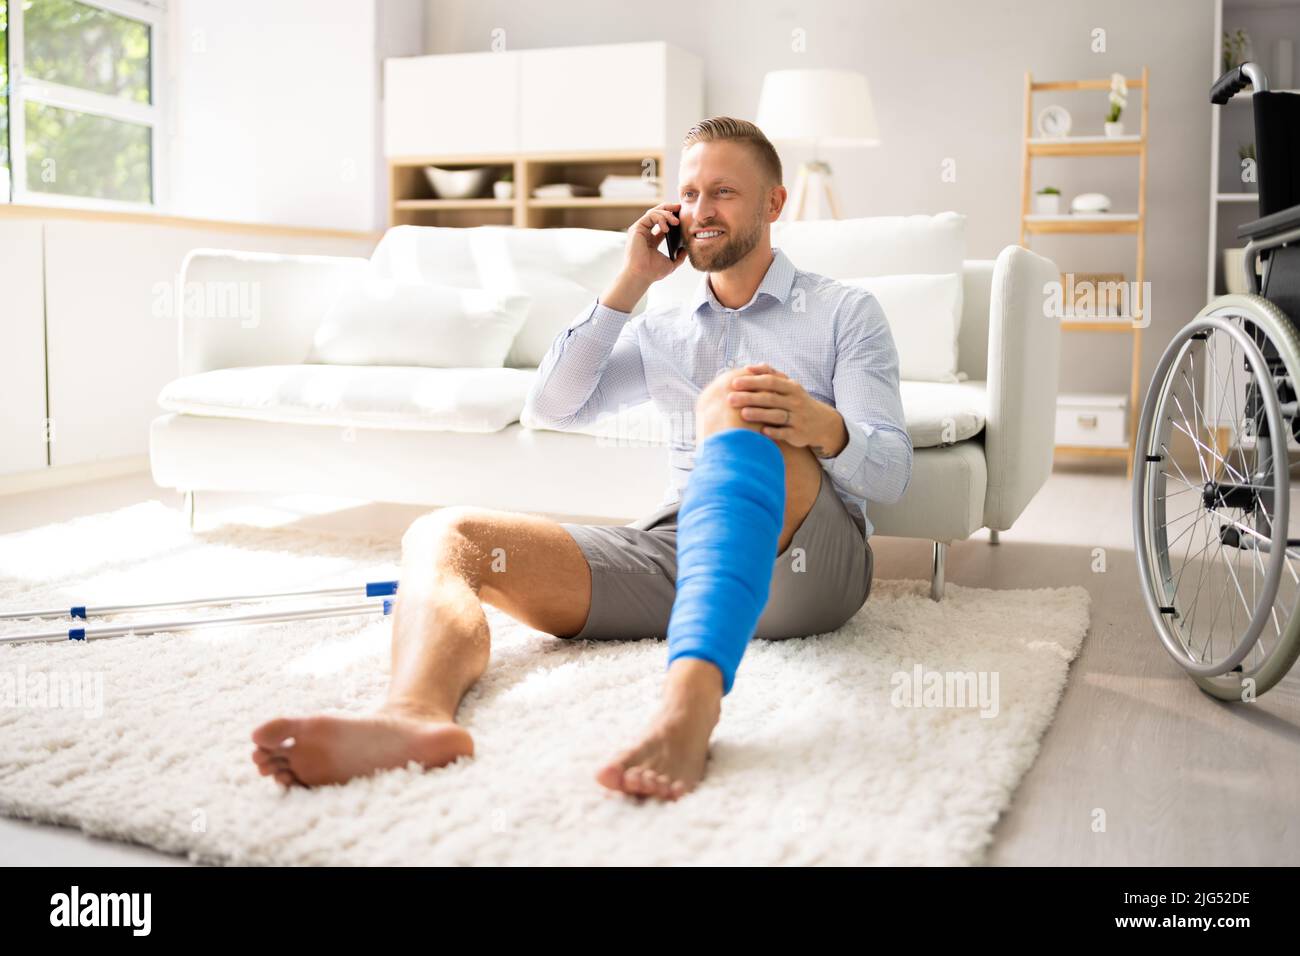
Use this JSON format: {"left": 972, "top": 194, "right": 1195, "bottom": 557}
{"left": 681, "top": 117, "right": 783, "bottom": 189}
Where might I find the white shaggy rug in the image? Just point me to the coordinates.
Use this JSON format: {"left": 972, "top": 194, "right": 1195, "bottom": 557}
{"left": 0, "top": 501, "right": 1090, "bottom": 866}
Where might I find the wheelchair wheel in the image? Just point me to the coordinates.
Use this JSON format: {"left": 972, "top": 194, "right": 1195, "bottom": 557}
{"left": 1133, "top": 294, "right": 1300, "bottom": 700}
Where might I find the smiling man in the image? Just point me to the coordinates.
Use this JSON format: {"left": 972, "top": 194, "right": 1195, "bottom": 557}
{"left": 250, "top": 116, "right": 911, "bottom": 803}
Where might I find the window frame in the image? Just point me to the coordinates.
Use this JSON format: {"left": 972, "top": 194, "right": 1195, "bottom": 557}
{"left": 7, "top": 0, "right": 167, "bottom": 211}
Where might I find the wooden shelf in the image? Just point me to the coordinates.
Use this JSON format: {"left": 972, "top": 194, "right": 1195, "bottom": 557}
{"left": 388, "top": 151, "right": 666, "bottom": 230}
{"left": 1021, "top": 68, "right": 1149, "bottom": 479}
{"left": 1061, "top": 319, "right": 1140, "bottom": 332}
{"left": 526, "top": 196, "right": 662, "bottom": 208}
{"left": 1054, "top": 445, "right": 1132, "bottom": 458}
{"left": 1027, "top": 136, "right": 1143, "bottom": 157}
{"left": 394, "top": 199, "right": 515, "bottom": 210}
{"left": 1023, "top": 214, "right": 1140, "bottom": 234}
{"left": 1031, "top": 78, "right": 1147, "bottom": 92}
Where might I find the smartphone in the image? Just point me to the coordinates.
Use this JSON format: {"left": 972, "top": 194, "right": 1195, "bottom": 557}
{"left": 664, "top": 203, "right": 683, "bottom": 260}
{"left": 665, "top": 219, "right": 683, "bottom": 261}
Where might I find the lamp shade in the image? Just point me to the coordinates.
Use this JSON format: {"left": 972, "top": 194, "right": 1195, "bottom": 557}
{"left": 755, "top": 69, "right": 880, "bottom": 148}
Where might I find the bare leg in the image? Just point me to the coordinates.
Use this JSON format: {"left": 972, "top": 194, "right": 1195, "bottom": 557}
{"left": 252, "top": 508, "right": 594, "bottom": 787}
{"left": 596, "top": 366, "right": 823, "bottom": 801}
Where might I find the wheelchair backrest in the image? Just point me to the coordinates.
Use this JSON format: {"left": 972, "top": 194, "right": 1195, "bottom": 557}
{"left": 1253, "top": 92, "right": 1300, "bottom": 219}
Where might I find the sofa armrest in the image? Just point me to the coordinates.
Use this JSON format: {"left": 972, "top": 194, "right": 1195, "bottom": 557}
{"left": 178, "top": 249, "right": 370, "bottom": 376}
{"left": 982, "top": 244, "right": 1061, "bottom": 530}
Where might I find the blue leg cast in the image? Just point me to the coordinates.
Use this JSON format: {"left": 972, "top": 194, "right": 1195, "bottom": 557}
{"left": 666, "top": 427, "right": 786, "bottom": 696}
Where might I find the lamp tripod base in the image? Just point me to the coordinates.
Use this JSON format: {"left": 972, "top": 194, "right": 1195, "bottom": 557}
{"left": 787, "top": 160, "right": 842, "bottom": 220}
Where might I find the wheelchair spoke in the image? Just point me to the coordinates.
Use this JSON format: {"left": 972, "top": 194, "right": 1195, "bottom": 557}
{"left": 1204, "top": 333, "right": 1235, "bottom": 479}
{"left": 1172, "top": 418, "right": 1247, "bottom": 486}
{"left": 1171, "top": 388, "right": 1211, "bottom": 485}
{"left": 1159, "top": 442, "right": 1217, "bottom": 611}
{"left": 1172, "top": 528, "right": 1222, "bottom": 619}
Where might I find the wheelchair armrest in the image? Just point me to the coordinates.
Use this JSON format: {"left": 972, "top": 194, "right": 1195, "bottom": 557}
{"left": 1237, "top": 203, "right": 1300, "bottom": 242}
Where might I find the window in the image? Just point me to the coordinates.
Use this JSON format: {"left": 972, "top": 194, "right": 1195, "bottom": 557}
{"left": 1, "top": 0, "right": 164, "bottom": 208}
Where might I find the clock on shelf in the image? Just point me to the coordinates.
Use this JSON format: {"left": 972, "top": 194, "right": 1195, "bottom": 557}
{"left": 1037, "top": 104, "right": 1072, "bottom": 138}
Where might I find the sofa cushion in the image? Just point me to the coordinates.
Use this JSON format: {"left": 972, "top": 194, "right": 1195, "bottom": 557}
{"left": 899, "top": 379, "right": 986, "bottom": 447}
{"left": 368, "top": 225, "right": 632, "bottom": 369}
{"left": 648, "top": 212, "right": 967, "bottom": 315}
{"left": 307, "top": 278, "right": 532, "bottom": 368}
{"left": 499, "top": 274, "right": 602, "bottom": 369}
{"left": 840, "top": 273, "right": 963, "bottom": 383}
{"left": 525, "top": 381, "right": 987, "bottom": 450}
{"left": 157, "top": 365, "right": 535, "bottom": 433}
{"left": 158, "top": 363, "right": 985, "bottom": 448}
{"left": 773, "top": 212, "right": 966, "bottom": 279}
{"left": 646, "top": 214, "right": 968, "bottom": 384}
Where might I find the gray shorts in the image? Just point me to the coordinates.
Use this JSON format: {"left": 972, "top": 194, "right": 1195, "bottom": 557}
{"left": 559, "top": 468, "right": 873, "bottom": 641}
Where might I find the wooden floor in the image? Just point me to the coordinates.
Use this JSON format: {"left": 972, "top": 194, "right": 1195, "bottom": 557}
{"left": 0, "top": 461, "right": 1296, "bottom": 866}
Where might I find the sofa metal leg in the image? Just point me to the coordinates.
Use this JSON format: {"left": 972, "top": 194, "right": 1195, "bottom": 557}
{"left": 184, "top": 490, "right": 197, "bottom": 531}
{"left": 988, "top": 528, "right": 999, "bottom": 545}
{"left": 930, "top": 541, "right": 947, "bottom": 601}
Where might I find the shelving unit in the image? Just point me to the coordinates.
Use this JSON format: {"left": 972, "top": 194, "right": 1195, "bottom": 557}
{"left": 388, "top": 150, "right": 665, "bottom": 231}
{"left": 381, "top": 42, "right": 702, "bottom": 232}
{"left": 1019, "top": 68, "right": 1149, "bottom": 478}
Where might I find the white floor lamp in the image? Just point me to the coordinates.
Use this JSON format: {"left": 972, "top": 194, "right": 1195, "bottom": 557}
{"left": 755, "top": 69, "right": 880, "bottom": 220}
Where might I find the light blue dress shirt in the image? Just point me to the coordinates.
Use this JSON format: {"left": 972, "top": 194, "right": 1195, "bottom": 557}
{"left": 523, "top": 246, "right": 913, "bottom": 538}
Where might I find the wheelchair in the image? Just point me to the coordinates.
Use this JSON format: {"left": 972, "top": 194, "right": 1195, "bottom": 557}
{"left": 1133, "top": 62, "right": 1300, "bottom": 700}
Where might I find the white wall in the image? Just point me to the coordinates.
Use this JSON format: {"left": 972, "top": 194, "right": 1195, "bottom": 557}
{"left": 0, "top": 221, "right": 48, "bottom": 476}
{"left": 423, "top": 0, "right": 1216, "bottom": 397}
{"left": 375, "top": 0, "right": 429, "bottom": 221}
{"left": 167, "top": 0, "right": 423, "bottom": 231}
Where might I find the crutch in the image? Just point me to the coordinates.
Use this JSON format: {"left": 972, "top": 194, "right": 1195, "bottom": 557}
{"left": 0, "top": 580, "right": 399, "bottom": 645}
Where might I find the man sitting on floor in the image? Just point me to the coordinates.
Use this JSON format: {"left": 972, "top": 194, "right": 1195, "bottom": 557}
{"left": 251, "top": 116, "right": 912, "bottom": 801}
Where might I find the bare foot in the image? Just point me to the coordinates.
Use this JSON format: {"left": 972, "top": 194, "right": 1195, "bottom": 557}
{"left": 251, "top": 706, "right": 473, "bottom": 788}
{"left": 596, "top": 659, "right": 723, "bottom": 801}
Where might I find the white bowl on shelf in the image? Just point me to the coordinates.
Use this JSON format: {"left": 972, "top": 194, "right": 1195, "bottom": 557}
{"left": 423, "top": 165, "right": 494, "bottom": 199}
{"left": 1069, "top": 192, "right": 1112, "bottom": 214}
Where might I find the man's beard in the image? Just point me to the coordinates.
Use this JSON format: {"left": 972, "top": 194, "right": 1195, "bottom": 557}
{"left": 688, "top": 205, "right": 764, "bottom": 273}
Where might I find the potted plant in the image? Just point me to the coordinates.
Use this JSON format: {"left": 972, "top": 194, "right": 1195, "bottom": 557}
{"left": 1223, "top": 29, "right": 1252, "bottom": 78}
{"left": 1035, "top": 186, "right": 1061, "bottom": 216}
{"left": 1105, "top": 73, "right": 1127, "bottom": 137}
{"left": 493, "top": 168, "right": 515, "bottom": 200}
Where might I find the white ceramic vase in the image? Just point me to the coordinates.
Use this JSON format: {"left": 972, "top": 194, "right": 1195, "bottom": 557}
{"left": 1034, "top": 193, "right": 1061, "bottom": 215}
{"left": 493, "top": 180, "right": 514, "bottom": 200}
{"left": 1104, "top": 121, "right": 1124, "bottom": 138}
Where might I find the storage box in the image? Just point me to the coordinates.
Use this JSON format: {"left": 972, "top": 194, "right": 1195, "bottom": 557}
{"left": 1056, "top": 392, "right": 1127, "bottom": 447}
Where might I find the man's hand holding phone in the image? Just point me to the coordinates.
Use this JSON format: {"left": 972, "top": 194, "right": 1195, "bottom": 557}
{"left": 598, "top": 203, "right": 688, "bottom": 313}
{"left": 626, "top": 202, "right": 687, "bottom": 282}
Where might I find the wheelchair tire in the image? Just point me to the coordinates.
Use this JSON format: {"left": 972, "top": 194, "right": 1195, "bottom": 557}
{"left": 1133, "top": 294, "right": 1300, "bottom": 701}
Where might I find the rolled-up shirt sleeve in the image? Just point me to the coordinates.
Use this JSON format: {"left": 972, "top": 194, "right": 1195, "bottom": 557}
{"left": 818, "top": 289, "right": 913, "bottom": 504}
{"left": 522, "top": 298, "right": 650, "bottom": 430}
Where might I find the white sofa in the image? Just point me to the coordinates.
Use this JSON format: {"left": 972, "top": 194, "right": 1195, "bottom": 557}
{"left": 149, "top": 217, "right": 1060, "bottom": 600}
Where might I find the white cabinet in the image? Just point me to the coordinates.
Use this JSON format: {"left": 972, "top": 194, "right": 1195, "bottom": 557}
{"left": 384, "top": 51, "right": 522, "bottom": 157}
{"left": 518, "top": 44, "right": 666, "bottom": 153}
{"left": 384, "top": 41, "right": 702, "bottom": 159}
